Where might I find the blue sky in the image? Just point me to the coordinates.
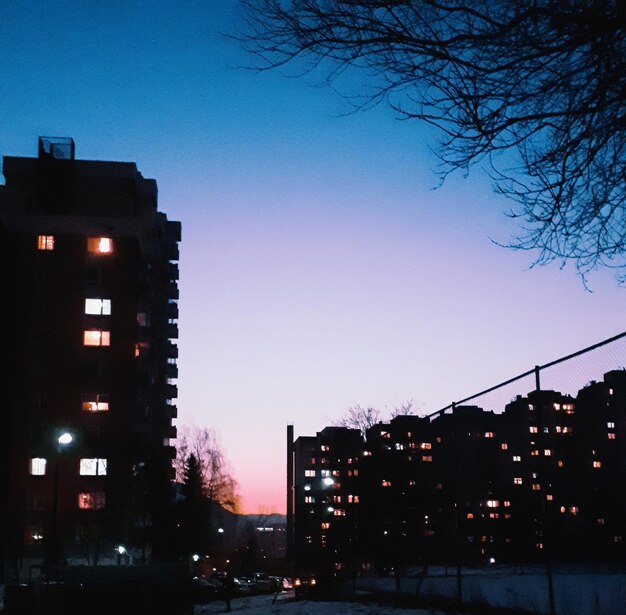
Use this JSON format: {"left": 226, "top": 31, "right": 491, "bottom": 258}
{"left": 1, "top": 2, "right": 623, "bottom": 513}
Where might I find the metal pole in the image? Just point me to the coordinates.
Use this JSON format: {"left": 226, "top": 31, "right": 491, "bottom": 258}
{"left": 451, "top": 403, "right": 463, "bottom": 605}
{"left": 535, "top": 366, "right": 556, "bottom": 615}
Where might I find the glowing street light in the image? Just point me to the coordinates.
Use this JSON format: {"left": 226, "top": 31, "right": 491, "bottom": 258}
{"left": 323, "top": 477, "right": 334, "bottom": 487}
{"left": 58, "top": 432, "right": 73, "bottom": 446}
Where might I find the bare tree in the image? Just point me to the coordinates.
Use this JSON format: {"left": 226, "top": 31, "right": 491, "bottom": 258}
{"left": 334, "top": 404, "right": 381, "bottom": 435}
{"left": 176, "top": 426, "right": 241, "bottom": 513}
{"left": 239, "top": 0, "right": 626, "bottom": 281}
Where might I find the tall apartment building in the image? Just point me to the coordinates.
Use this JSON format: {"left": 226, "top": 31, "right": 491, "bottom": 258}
{"left": 0, "top": 138, "right": 181, "bottom": 580}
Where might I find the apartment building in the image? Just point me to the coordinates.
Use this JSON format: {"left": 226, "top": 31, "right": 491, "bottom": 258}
{"left": 0, "top": 138, "right": 181, "bottom": 580}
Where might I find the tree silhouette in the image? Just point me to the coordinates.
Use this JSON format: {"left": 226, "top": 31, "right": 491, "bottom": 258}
{"left": 239, "top": 0, "right": 626, "bottom": 280}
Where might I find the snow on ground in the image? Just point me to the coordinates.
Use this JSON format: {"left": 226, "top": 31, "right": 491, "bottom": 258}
{"left": 194, "top": 592, "right": 443, "bottom": 615}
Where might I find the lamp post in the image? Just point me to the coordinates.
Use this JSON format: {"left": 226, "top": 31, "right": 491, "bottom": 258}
{"left": 47, "top": 431, "right": 73, "bottom": 568}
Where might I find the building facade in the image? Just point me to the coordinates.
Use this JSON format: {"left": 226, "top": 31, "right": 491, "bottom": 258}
{"left": 290, "top": 370, "right": 626, "bottom": 579}
{"left": 0, "top": 138, "right": 181, "bottom": 580}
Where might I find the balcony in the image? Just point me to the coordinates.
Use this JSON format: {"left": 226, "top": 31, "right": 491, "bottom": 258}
{"left": 165, "top": 445, "right": 177, "bottom": 460}
{"left": 167, "top": 302, "right": 179, "bottom": 319}
{"left": 167, "top": 242, "right": 179, "bottom": 261}
{"left": 167, "top": 282, "right": 179, "bottom": 300}
{"left": 166, "top": 404, "right": 178, "bottom": 419}
{"left": 167, "top": 323, "right": 179, "bottom": 339}
{"left": 165, "top": 424, "right": 177, "bottom": 440}
{"left": 165, "top": 383, "right": 178, "bottom": 399}
{"left": 166, "top": 342, "right": 178, "bottom": 359}
{"left": 168, "top": 262, "right": 179, "bottom": 281}
{"left": 165, "top": 363, "right": 178, "bottom": 379}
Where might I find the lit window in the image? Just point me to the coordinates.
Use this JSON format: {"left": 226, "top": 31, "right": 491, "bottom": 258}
{"left": 320, "top": 445, "right": 329, "bottom": 452}
{"left": 88, "top": 237, "right": 113, "bottom": 254}
{"left": 333, "top": 509, "right": 345, "bottom": 516}
{"left": 395, "top": 443, "right": 404, "bottom": 450}
{"left": 609, "top": 388, "right": 614, "bottom": 396}
{"left": 593, "top": 460, "right": 602, "bottom": 469}
{"left": 513, "top": 455, "right": 521, "bottom": 462}
{"left": 501, "top": 443, "right": 508, "bottom": 450}
{"left": 420, "top": 442, "right": 432, "bottom": 450}
{"left": 84, "top": 330, "right": 110, "bottom": 346}
{"left": 304, "top": 469, "right": 316, "bottom": 477}
{"left": 484, "top": 431, "right": 494, "bottom": 438}
{"left": 503, "top": 500, "right": 511, "bottom": 507}
{"left": 333, "top": 495, "right": 342, "bottom": 503}
{"left": 487, "top": 500, "right": 499, "bottom": 508}
{"left": 80, "top": 458, "right": 108, "bottom": 476}
{"left": 408, "top": 479, "right": 416, "bottom": 486}
{"left": 82, "top": 394, "right": 109, "bottom": 412}
{"left": 29, "top": 458, "right": 47, "bottom": 476}
{"left": 422, "top": 455, "right": 432, "bottom": 462}
{"left": 532, "top": 483, "right": 541, "bottom": 491}
{"left": 556, "top": 426, "right": 562, "bottom": 433}
{"left": 514, "top": 477, "right": 522, "bottom": 485}
{"left": 348, "top": 495, "right": 359, "bottom": 503}
{"left": 382, "top": 480, "right": 392, "bottom": 487}
{"left": 78, "top": 491, "right": 106, "bottom": 510}
{"left": 546, "top": 494, "right": 553, "bottom": 501}
{"left": 531, "top": 450, "right": 539, "bottom": 456}
{"left": 557, "top": 460, "right": 564, "bottom": 467}
{"left": 597, "top": 518, "right": 605, "bottom": 525}
{"left": 304, "top": 496, "right": 315, "bottom": 503}
{"left": 321, "top": 522, "right": 330, "bottom": 530}
{"left": 544, "top": 449, "right": 551, "bottom": 456}
{"left": 529, "top": 426, "right": 538, "bottom": 433}
{"left": 467, "top": 513, "right": 474, "bottom": 520}
{"left": 85, "top": 298, "right": 111, "bottom": 316}
{"left": 608, "top": 433, "right": 616, "bottom": 440}
{"left": 321, "top": 469, "right": 330, "bottom": 477}
{"left": 608, "top": 422, "right": 615, "bottom": 429}
{"left": 37, "top": 235, "right": 54, "bottom": 250}
{"left": 137, "top": 312, "right": 150, "bottom": 327}
{"left": 569, "top": 506, "right": 578, "bottom": 515}
{"left": 553, "top": 403, "right": 561, "bottom": 410}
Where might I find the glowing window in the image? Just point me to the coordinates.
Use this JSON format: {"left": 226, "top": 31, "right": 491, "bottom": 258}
{"left": 321, "top": 522, "right": 330, "bottom": 530}
{"left": 29, "top": 458, "right": 47, "bottom": 476}
{"left": 37, "top": 235, "right": 54, "bottom": 250}
{"left": 304, "top": 496, "right": 315, "bottom": 503}
{"left": 79, "top": 458, "right": 108, "bottom": 476}
{"left": 501, "top": 443, "right": 508, "bottom": 450}
{"left": 333, "top": 495, "right": 342, "bottom": 503}
{"left": 546, "top": 494, "right": 553, "bottom": 501}
{"left": 532, "top": 483, "right": 541, "bottom": 491}
{"left": 320, "top": 445, "right": 329, "bottom": 451}
{"left": 78, "top": 491, "right": 106, "bottom": 510}
{"left": 84, "top": 330, "right": 110, "bottom": 346}
{"left": 82, "top": 394, "right": 109, "bottom": 412}
{"left": 593, "top": 460, "right": 602, "bottom": 469}
{"left": 608, "top": 433, "right": 616, "bottom": 440}
{"left": 466, "top": 513, "right": 474, "bottom": 520}
{"left": 514, "top": 477, "right": 522, "bottom": 485}
{"left": 513, "top": 455, "right": 521, "bottom": 462}
{"left": 597, "top": 518, "right": 605, "bottom": 525}
{"left": 487, "top": 500, "right": 499, "bottom": 508}
{"left": 484, "top": 431, "right": 494, "bottom": 438}
{"left": 608, "top": 422, "right": 615, "bottom": 429}
{"left": 420, "top": 442, "right": 432, "bottom": 450}
{"left": 544, "top": 449, "right": 551, "bottom": 456}
{"left": 382, "top": 480, "right": 392, "bottom": 487}
{"left": 88, "top": 237, "right": 113, "bottom": 254}
{"left": 422, "top": 455, "right": 432, "bottom": 462}
{"left": 529, "top": 426, "right": 538, "bottom": 433}
{"left": 503, "top": 500, "right": 511, "bottom": 507}
{"left": 569, "top": 506, "right": 578, "bottom": 515}
{"left": 304, "top": 469, "right": 316, "bottom": 477}
{"left": 85, "top": 298, "right": 111, "bottom": 315}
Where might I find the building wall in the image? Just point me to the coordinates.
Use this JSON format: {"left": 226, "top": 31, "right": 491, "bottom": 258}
{"left": 0, "top": 138, "right": 180, "bottom": 580}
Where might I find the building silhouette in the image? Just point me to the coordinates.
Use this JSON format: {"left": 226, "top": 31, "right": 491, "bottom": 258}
{"left": 0, "top": 138, "right": 181, "bottom": 580}
{"left": 290, "top": 370, "right": 626, "bottom": 578}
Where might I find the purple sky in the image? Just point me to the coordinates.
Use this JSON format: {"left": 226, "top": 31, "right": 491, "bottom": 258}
{"left": 1, "top": 2, "right": 623, "bottom": 513}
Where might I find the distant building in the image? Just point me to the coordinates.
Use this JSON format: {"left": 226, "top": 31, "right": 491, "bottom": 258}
{"left": 0, "top": 138, "right": 181, "bottom": 580}
{"left": 290, "top": 370, "right": 626, "bottom": 577}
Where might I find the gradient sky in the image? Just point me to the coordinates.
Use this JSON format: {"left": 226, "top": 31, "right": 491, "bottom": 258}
{"left": 1, "top": 2, "right": 623, "bottom": 514}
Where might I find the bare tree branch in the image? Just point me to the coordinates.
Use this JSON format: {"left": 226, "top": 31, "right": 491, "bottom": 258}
{"left": 237, "top": 0, "right": 626, "bottom": 282}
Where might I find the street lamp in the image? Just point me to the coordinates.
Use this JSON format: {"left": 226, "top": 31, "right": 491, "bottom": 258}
{"left": 47, "top": 430, "right": 73, "bottom": 568}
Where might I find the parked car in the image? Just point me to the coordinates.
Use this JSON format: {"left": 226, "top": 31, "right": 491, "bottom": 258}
{"left": 293, "top": 573, "right": 317, "bottom": 597}
{"left": 191, "top": 576, "right": 222, "bottom": 603}
{"left": 232, "top": 576, "right": 254, "bottom": 595}
{"left": 250, "top": 572, "right": 280, "bottom": 593}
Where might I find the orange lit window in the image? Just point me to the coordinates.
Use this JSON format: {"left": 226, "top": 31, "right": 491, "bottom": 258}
{"left": 422, "top": 455, "right": 433, "bottom": 462}
{"left": 84, "top": 330, "right": 110, "bottom": 346}
{"left": 87, "top": 237, "right": 113, "bottom": 254}
{"left": 37, "top": 235, "right": 54, "bottom": 250}
{"left": 532, "top": 483, "right": 541, "bottom": 491}
{"left": 420, "top": 442, "right": 432, "bottom": 450}
{"left": 82, "top": 394, "right": 109, "bottom": 412}
{"left": 466, "top": 513, "right": 474, "bottom": 520}
{"left": 78, "top": 491, "right": 106, "bottom": 510}
{"left": 593, "top": 460, "right": 602, "bottom": 469}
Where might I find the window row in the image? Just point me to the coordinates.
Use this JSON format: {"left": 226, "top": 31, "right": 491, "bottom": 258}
{"left": 37, "top": 235, "right": 113, "bottom": 254}
{"left": 29, "top": 457, "right": 108, "bottom": 476}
